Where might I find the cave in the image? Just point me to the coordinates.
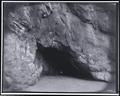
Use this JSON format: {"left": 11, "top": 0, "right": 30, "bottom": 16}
{"left": 3, "top": 2, "right": 117, "bottom": 92}
{"left": 36, "top": 42, "right": 95, "bottom": 80}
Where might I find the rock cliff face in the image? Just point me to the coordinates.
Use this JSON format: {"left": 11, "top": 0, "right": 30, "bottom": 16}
{"left": 3, "top": 3, "right": 117, "bottom": 91}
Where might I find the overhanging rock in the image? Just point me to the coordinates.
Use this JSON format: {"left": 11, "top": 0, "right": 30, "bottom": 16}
{"left": 3, "top": 3, "right": 116, "bottom": 91}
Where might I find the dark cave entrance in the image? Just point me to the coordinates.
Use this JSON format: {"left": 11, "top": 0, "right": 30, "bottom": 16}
{"left": 36, "top": 43, "right": 95, "bottom": 80}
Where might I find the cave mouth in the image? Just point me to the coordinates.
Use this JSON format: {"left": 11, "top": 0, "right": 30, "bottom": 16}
{"left": 36, "top": 43, "right": 95, "bottom": 80}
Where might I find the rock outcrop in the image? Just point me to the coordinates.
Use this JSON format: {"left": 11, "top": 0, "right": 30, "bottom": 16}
{"left": 3, "top": 3, "right": 117, "bottom": 91}
{"left": 4, "top": 30, "right": 43, "bottom": 91}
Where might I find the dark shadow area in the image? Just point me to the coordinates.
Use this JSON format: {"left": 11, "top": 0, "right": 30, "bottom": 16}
{"left": 36, "top": 42, "right": 95, "bottom": 80}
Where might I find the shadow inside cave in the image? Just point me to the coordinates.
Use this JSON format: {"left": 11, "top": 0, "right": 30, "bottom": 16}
{"left": 36, "top": 42, "right": 95, "bottom": 81}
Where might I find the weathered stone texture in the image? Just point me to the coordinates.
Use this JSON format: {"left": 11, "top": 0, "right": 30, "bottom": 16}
{"left": 3, "top": 3, "right": 116, "bottom": 90}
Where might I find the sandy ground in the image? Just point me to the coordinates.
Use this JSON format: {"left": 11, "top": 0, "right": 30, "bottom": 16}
{"left": 24, "top": 76, "right": 108, "bottom": 92}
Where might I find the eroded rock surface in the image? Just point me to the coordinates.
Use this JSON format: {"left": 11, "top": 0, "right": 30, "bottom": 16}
{"left": 4, "top": 32, "right": 43, "bottom": 91}
{"left": 3, "top": 3, "right": 117, "bottom": 91}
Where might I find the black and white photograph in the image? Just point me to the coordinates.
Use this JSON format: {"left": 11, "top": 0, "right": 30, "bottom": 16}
{"left": 1, "top": 0, "right": 119, "bottom": 95}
